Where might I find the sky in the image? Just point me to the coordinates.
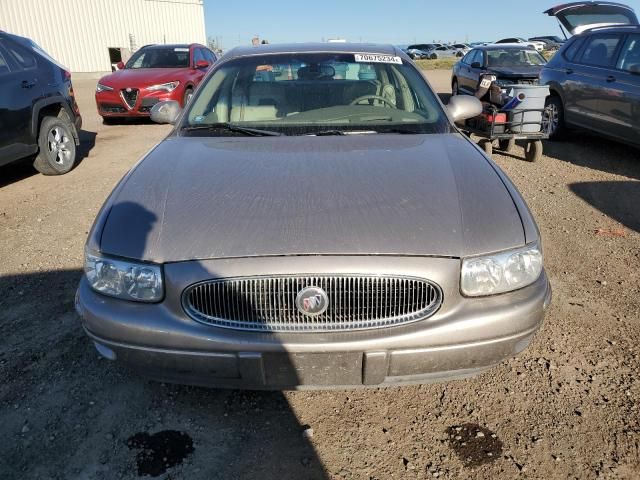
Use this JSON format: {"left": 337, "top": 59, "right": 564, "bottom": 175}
{"left": 204, "top": 0, "right": 640, "bottom": 49}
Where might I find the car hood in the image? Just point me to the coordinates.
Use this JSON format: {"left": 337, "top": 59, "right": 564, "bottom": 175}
{"left": 487, "top": 65, "right": 543, "bottom": 78}
{"left": 98, "top": 134, "right": 526, "bottom": 262}
{"left": 99, "top": 68, "right": 186, "bottom": 88}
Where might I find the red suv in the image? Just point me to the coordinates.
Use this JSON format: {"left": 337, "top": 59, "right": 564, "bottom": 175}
{"left": 95, "top": 44, "right": 216, "bottom": 122}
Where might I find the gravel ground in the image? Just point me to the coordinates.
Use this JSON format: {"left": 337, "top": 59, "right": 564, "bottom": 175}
{"left": 0, "top": 71, "right": 638, "bottom": 480}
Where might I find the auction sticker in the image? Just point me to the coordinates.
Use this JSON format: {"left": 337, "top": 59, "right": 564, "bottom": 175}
{"left": 354, "top": 54, "right": 402, "bottom": 64}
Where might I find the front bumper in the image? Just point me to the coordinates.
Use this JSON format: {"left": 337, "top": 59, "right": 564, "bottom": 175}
{"left": 95, "top": 89, "right": 181, "bottom": 117}
{"left": 76, "top": 256, "right": 551, "bottom": 389}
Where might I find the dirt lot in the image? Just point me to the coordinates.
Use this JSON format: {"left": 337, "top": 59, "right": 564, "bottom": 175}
{"left": 0, "top": 71, "right": 638, "bottom": 480}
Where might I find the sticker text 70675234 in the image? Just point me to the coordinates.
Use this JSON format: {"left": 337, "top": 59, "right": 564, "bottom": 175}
{"left": 354, "top": 54, "right": 403, "bottom": 64}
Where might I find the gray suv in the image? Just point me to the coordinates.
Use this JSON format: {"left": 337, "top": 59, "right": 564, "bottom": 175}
{"left": 540, "top": 2, "right": 639, "bottom": 146}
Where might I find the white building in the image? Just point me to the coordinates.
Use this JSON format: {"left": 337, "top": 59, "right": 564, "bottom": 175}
{"left": 0, "top": 0, "right": 206, "bottom": 72}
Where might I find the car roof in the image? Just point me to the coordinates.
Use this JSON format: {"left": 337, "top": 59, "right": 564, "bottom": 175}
{"left": 141, "top": 43, "right": 204, "bottom": 50}
{"left": 222, "top": 42, "right": 400, "bottom": 60}
{"left": 475, "top": 44, "right": 537, "bottom": 50}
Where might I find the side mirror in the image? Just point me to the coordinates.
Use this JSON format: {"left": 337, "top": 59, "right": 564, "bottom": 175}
{"left": 116, "top": 61, "right": 125, "bottom": 70}
{"left": 194, "top": 60, "right": 209, "bottom": 69}
{"left": 447, "top": 95, "right": 483, "bottom": 123}
{"left": 150, "top": 100, "right": 181, "bottom": 125}
{"left": 471, "top": 62, "right": 482, "bottom": 68}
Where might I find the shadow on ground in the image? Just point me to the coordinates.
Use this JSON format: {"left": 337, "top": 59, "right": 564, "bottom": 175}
{"left": 543, "top": 133, "right": 640, "bottom": 180}
{"left": 0, "top": 267, "right": 327, "bottom": 479}
{"left": 569, "top": 181, "right": 640, "bottom": 233}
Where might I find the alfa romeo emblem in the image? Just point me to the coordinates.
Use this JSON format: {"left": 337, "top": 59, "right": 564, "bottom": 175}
{"left": 295, "top": 286, "right": 329, "bottom": 316}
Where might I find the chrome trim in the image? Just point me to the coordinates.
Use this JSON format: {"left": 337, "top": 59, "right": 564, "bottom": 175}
{"left": 182, "top": 274, "right": 443, "bottom": 332}
{"left": 119, "top": 88, "right": 138, "bottom": 110}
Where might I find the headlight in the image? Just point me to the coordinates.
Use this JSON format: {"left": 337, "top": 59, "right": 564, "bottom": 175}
{"left": 84, "top": 250, "right": 164, "bottom": 302}
{"left": 96, "top": 83, "right": 113, "bottom": 93}
{"left": 461, "top": 243, "right": 543, "bottom": 297}
{"left": 146, "top": 81, "right": 180, "bottom": 92}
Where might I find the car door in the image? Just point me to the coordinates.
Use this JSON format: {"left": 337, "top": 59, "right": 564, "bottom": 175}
{"left": 458, "top": 50, "right": 483, "bottom": 94}
{"left": 601, "top": 33, "right": 640, "bottom": 144}
{"left": 0, "top": 37, "right": 43, "bottom": 166}
{"left": 564, "top": 33, "right": 624, "bottom": 132}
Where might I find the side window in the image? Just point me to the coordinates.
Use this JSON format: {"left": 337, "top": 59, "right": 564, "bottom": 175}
{"left": 578, "top": 34, "right": 622, "bottom": 67}
{"left": 193, "top": 48, "right": 205, "bottom": 65}
{"left": 563, "top": 37, "right": 586, "bottom": 62}
{"left": 470, "top": 50, "right": 482, "bottom": 66}
{"left": 616, "top": 34, "right": 640, "bottom": 73}
{"left": 4, "top": 40, "right": 37, "bottom": 70}
{"left": 204, "top": 49, "right": 216, "bottom": 64}
{"left": 0, "top": 47, "right": 11, "bottom": 76}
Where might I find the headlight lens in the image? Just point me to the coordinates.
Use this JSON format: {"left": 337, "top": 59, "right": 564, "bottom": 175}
{"left": 146, "top": 81, "right": 180, "bottom": 92}
{"left": 461, "top": 243, "right": 542, "bottom": 296}
{"left": 96, "top": 83, "right": 113, "bottom": 93}
{"left": 84, "top": 251, "right": 164, "bottom": 302}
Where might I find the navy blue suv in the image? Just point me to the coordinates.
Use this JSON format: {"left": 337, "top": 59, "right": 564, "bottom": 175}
{"left": 0, "top": 31, "right": 82, "bottom": 175}
{"left": 540, "top": 2, "right": 639, "bottom": 147}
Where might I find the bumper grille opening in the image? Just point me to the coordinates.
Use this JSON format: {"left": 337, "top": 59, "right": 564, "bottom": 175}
{"left": 183, "top": 275, "right": 442, "bottom": 332}
{"left": 120, "top": 88, "right": 139, "bottom": 109}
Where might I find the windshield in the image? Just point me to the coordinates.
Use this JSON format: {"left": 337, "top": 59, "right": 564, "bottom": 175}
{"left": 125, "top": 47, "right": 190, "bottom": 69}
{"left": 182, "top": 53, "right": 450, "bottom": 136}
{"left": 486, "top": 49, "right": 547, "bottom": 67}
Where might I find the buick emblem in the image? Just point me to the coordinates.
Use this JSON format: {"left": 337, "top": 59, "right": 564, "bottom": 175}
{"left": 295, "top": 286, "right": 329, "bottom": 316}
{"left": 126, "top": 87, "right": 132, "bottom": 92}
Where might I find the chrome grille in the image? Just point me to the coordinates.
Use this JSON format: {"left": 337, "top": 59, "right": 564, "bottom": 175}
{"left": 120, "top": 88, "right": 138, "bottom": 109}
{"left": 183, "top": 275, "right": 442, "bottom": 332}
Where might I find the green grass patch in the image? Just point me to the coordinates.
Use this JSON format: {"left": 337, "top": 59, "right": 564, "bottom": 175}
{"left": 414, "top": 58, "right": 457, "bottom": 70}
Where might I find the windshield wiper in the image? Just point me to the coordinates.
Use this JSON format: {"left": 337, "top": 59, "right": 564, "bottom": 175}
{"left": 181, "top": 123, "right": 283, "bottom": 136}
{"left": 306, "top": 130, "right": 378, "bottom": 136}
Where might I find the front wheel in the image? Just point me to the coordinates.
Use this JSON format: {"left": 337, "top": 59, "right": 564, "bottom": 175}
{"left": 430, "top": 53, "right": 438, "bottom": 60}
{"left": 498, "top": 138, "right": 515, "bottom": 152}
{"left": 33, "top": 116, "right": 77, "bottom": 175}
{"left": 479, "top": 139, "right": 493, "bottom": 156}
{"left": 183, "top": 88, "right": 194, "bottom": 107}
{"left": 524, "top": 140, "right": 543, "bottom": 162}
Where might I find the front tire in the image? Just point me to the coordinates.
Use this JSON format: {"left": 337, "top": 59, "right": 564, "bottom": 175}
{"left": 33, "top": 116, "right": 77, "bottom": 175}
{"left": 544, "top": 95, "right": 565, "bottom": 140}
{"left": 430, "top": 53, "right": 438, "bottom": 60}
{"left": 524, "top": 140, "right": 543, "bottom": 162}
{"left": 183, "top": 88, "right": 194, "bottom": 107}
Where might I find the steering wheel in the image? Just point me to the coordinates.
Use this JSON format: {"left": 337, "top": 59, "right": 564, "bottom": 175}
{"left": 350, "top": 95, "right": 396, "bottom": 107}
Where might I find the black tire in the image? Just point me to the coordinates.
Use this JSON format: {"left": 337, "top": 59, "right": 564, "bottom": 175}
{"left": 544, "top": 95, "right": 565, "bottom": 140}
{"left": 452, "top": 78, "right": 459, "bottom": 96}
{"left": 524, "top": 140, "right": 543, "bottom": 162}
{"left": 183, "top": 88, "right": 194, "bottom": 107}
{"left": 33, "top": 116, "right": 77, "bottom": 175}
{"left": 479, "top": 139, "right": 493, "bottom": 156}
{"left": 430, "top": 53, "right": 438, "bottom": 60}
{"left": 498, "top": 138, "right": 515, "bottom": 152}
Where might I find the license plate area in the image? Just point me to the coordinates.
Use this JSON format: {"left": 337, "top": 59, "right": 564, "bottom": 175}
{"left": 263, "top": 352, "right": 362, "bottom": 386}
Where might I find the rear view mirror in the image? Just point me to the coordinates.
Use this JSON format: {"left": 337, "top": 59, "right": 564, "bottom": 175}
{"left": 150, "top": 100, "right": 181, "bottom": 125}
{"left": 471, "top": 62, "right": 482, "bottom": 68}
{"left": 116, "top": 61, "right": 125, "bottom": 70}
{"left": 447, "top": 95, "right": 483, "bottom": 122}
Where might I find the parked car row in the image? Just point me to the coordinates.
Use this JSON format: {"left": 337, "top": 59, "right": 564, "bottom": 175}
{"left": 404, "top": 43, "right": 469, "bottom": 60}
{"left": 450, "top": 1, "right": 640, "bottom": 149}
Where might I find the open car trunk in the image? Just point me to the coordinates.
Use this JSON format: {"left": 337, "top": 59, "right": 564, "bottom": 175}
{"left": 545, "top": 2, "right": 638, "bottom": 35}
